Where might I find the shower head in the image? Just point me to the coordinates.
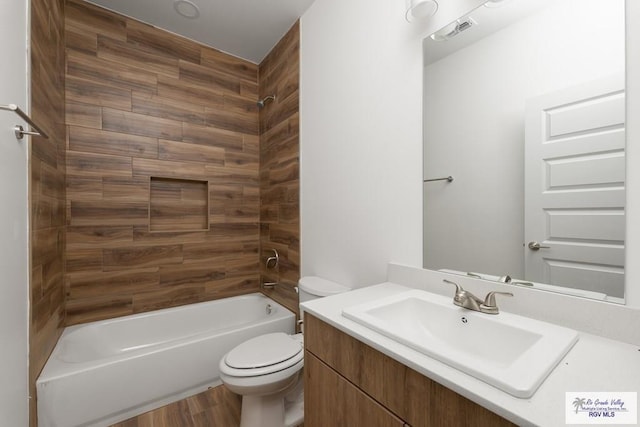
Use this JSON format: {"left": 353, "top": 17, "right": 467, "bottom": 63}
{"left": 257, "top": 94, "right": 276, "bottom": 109}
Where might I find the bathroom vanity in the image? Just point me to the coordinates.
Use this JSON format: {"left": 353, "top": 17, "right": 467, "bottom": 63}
{"left": 304, "top": 313, "right": 514, "bottom": 426}
{"left": 301, "top": 275, "right": 640, "bottom": 426}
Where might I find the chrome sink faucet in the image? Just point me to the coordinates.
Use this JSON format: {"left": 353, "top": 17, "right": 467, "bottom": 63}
{"left": 443, "top": 279, "right": 513, "bottom": 315}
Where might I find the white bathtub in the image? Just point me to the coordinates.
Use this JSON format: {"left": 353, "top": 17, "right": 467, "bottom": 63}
{"left": 37, "top": 293, "right": 295, "bottom": 427}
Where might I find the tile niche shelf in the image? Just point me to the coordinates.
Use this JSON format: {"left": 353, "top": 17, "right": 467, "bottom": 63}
{"left": 149, "top": 177, "right": 210, "bottom": 233}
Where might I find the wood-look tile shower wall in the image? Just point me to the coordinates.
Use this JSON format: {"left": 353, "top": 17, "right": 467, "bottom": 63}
{"left": 64, "top": 0, "right": 262, "bottom": 324}
{"left": 30, "top": 0, "right": 66, "bottom": 423}
{"left": 258, "top": 24, "right": 301, "bottom": 314}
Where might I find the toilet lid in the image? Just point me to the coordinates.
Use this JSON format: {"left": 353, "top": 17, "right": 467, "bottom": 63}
{"left": 225, "top": 333, "right": 302, "bottom": 369}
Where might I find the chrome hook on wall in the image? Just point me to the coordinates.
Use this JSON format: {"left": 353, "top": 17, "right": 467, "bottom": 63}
{"left": 265, "top": 248, "right": 279, "bottom": 269}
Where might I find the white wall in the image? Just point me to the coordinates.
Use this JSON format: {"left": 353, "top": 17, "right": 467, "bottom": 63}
{"left": 0, "top": 1, "right": 30, "bottom": 425}
{"left": 299, "top": 0, "right": 427, "bottom": 287}
{"left": 423, "top": 0, "right": 624, "bottom": 280}
{"left": 300, "top": 0, "right": 640, "bottom": 308}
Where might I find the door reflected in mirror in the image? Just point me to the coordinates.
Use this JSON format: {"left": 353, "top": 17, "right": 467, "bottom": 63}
{"left": 423, "top": 0, "right": 626, "bottom": 303}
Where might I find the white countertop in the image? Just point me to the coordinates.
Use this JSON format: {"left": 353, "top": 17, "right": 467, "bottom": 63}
{"left": 301, "top": 282, "right": 640, "bottom": 426}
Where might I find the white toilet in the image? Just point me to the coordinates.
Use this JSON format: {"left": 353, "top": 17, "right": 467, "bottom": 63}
{"left": 219, "top": 276, "right": 351, "bottom": 427}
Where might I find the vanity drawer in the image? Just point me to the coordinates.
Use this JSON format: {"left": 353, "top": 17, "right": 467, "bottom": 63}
{"left": 304, "top": 313, "right": 515, "bottom": 427}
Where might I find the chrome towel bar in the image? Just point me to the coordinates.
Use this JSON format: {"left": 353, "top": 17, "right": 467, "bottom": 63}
{"left": 424, "top": 176, "right": 453, "bottom": 183}
{"left": 0, "top": 104, "right": 49, "bottom": 139}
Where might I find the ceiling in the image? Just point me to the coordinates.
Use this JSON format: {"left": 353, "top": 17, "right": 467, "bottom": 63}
{"left": 86, "top": 0, "right": 316, "bottom": 64}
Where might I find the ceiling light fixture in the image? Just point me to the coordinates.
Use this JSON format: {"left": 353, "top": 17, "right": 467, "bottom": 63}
{"left": 173, "top": 0, "right": 200, "bottom": 19}
{"left": 406, "top": 0, "right": 438, "bottom": 23}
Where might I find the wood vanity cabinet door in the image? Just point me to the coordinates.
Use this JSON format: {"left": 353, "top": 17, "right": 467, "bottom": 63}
{"left": 305, "top": 314, "right": 516, "bottom": 427}
{"left": 305, "top": 350, "right": 406, "bottom": 427}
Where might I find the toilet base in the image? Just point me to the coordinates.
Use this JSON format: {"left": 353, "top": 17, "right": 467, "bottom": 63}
{"left": 238, "top": 378, "right": 304, "bottom": 427}
{"left": 284, "top": 378, "right": 304, "bottom": 427}
{"left": 284, "top": 396, "right": 304, "bottom": 427}
{"left": 239, "top": 394, "right": 303, "bottom": 427}
{"left": 240, "top": 394, "right": 282, "bottom": 427}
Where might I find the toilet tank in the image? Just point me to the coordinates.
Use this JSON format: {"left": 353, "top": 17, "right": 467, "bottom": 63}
{"left": 298, "top": 276, "right": 351, "bottom": 303}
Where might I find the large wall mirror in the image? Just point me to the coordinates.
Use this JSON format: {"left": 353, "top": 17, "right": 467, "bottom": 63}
{"left": 423, "top": 0, "right": 626, "bottom": 303}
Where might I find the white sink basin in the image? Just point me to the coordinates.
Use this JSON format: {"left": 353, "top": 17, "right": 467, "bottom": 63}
{"left": 342, "top": 289, "right": 578, "bottom": 398}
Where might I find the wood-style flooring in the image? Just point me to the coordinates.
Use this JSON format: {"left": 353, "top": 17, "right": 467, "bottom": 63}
{"left": 110, "top": 385, "right": 241, "bottom": 427}
{"left": 111, "top": 385, "right": 305, "bottom": 427}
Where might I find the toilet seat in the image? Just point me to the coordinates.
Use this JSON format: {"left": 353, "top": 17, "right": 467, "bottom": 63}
{"left": 222, "top": 333, "right": 303, "bottom": 377}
